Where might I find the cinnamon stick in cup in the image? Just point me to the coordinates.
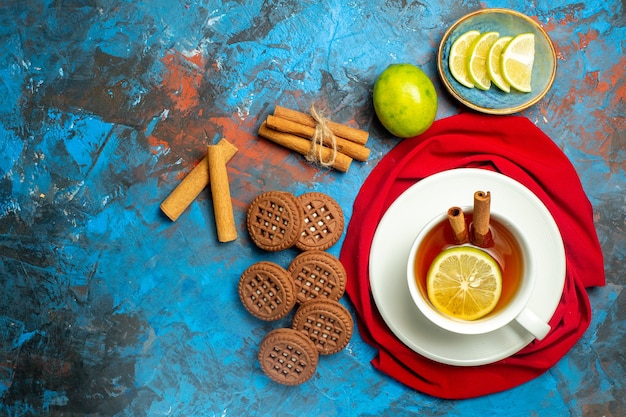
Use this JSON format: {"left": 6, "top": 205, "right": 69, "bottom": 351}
{"left": 160, "top": 139, "right": 237, "bottom": 221}
{"left": 447, "top": 206, "right": 469, "bottom": 244}
{"left": 207, "top": 144, "right": 238, "bottom": 242}
{"left": 472, "top": 191, "right": 492, "bottom": 247}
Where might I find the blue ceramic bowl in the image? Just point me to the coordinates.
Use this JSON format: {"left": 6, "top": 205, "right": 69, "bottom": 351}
{"left": 438, "top": 8, "right": 557, "bottom": 114}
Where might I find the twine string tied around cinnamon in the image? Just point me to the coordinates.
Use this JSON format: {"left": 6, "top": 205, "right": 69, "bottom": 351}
{"left": 306, "top": 105, "right": 337, "bottom": 168}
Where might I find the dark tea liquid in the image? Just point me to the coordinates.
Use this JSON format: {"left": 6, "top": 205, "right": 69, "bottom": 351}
{"left": 413, "top": 214, "right": 524, "bottom": 319}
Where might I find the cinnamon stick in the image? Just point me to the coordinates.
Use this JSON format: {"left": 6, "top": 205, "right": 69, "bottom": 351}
{"left": 207, "top": 144, "right": 237, "bottom": 242}
{"left": 274, "top": 105, "right": 369, "bottom": 146}
{"left": 472, "top": 191, "right": 491, "bottom": 247}
{"left": 447, "top": 206, "right": 469, "bottom": 244}
{"left": 265, "top": 114, "right": 370, "bottom": 162}
{"left": 160, "top": 138, "right": 237, "bottom": 221}
{"left": 258, "top": 121, "right": 352, "bottom": 172}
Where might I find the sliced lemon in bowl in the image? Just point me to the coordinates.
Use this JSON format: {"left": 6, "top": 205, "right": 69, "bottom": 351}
{"left": 426, "top": 246, "right": 502, "bottom": 321}
{"left": 501, "top": 33, "right": 535, "bottom": 93}
{"left": 467, "top": 31, "right": 500, "bottom": 91}
{"left": 448, "top": 30, "right": 481, "bottom": 88}
{"left": 487, "top": 36, "right": 513, "bottom": 93}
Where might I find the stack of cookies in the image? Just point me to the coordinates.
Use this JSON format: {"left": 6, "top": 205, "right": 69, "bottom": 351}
{"left": 239, "top": 191, "right": 353, "bottom": 385}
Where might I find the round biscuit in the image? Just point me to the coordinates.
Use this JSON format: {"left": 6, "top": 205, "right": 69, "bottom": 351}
{"left": 287, "top": 250, "right": 347, "bottom": 304}
{"left": 292, "top": 299, "right": 353, "bottom": 355}
{"left": 258, "top": 328, "right": 319, "bottom": 385}
{"left": 295, "top": 192, "right": 344, "bottom": 251}
{"left": 247, "top": 191, "right": 303, "bottom": 251}
{"left": 238, "top": 262, "right": 296, "bottom": 321}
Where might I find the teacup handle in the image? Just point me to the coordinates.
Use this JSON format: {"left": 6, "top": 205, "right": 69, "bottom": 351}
{"left": 515, "top": 308, "right": 551, "bottom": 341}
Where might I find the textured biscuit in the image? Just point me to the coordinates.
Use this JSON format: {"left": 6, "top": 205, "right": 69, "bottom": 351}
{"left": 258, "top": 328, "right": 319, "bottom": 385}
{"left": 292, "top": 299, "right": 353, "bottom": 355}
{"left": 238, "top": 262, "right": 296, "bottom": 321}
{"left": 287, "top": 250, "right": 347, "bottom": 304}
{"left": 295, "top": 192, "right": 344, "bottom": 251}
{"left": 247, "top": 191, "right": 303, "bottom": 251}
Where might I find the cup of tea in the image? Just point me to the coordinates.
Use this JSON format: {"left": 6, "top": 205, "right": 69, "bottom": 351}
{"left": 406, "top": 207, "right": 551, "bottom": 340}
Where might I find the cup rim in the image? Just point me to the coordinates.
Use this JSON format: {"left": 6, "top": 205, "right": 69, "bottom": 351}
{"left": 406, "top": 207, "right": 535, "bottom": 335}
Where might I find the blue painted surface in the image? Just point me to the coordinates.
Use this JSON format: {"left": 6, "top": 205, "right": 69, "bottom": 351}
{"left": 0, "top": 0, "right": 624, "bottom": 416}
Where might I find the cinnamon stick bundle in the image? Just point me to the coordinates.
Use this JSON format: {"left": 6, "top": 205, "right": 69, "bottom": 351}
{"left": 257, "top": 105, "right": 370, "bottom": 171}
{"left": 274, "top": 105, "right": 369, "bottom": 146}
{"left": 266, "top": 114, "right": 370, "bottom": 162}
{"left": 447, "top": 206, "right": 469, "bottom": 244}
{"left": 258, "top": 121, "right": 353, "bottom": 172}
{"left": 160, "top": 138, "right": 237, "bottom": 221}
{"left": 472, "top": 191, "right": 492, "bottom": 247}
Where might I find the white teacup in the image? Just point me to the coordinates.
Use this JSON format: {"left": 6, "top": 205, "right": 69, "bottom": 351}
{"left": 406, "top": 208, "right": 551, "bottom": 340}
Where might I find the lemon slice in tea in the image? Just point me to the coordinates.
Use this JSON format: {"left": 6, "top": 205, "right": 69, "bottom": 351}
{"left": 487, "top": 35, "right": 513, "bottom": 93}
{"left": 467, "top": 31, "right": 500, "bottom": 90}
{"left": 427, "top": 246, "right": 502, "bottom": 321}
{"left": 501, "top": 33, "right": 535, "bottom": 93}
{"left": 448, "top": 30, "right": 480, "bottom": 88}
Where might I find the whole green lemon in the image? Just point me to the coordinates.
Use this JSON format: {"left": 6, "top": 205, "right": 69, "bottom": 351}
{"left": 373, "top": 63, "right": 438, "bottom": 138}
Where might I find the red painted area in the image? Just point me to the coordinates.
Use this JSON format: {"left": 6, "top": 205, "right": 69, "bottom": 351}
{"left": 577, "top": 29, "right": 599, "bottom": 50}
{"left": 149, "top": 49, "right": 329, "bottom": 194}
{"left": 208, "top": 115, "right": 253, "bottom": 149}
{"left": 591, "top": 113, "right": 625, "bottom": 175}
{"left": 543, "top": 11, "right": 597, "bottom": 61}
{"left": 583, "top": 71, "right": 600, "bottom": 90}
{"left": 209, "top": 113, "right": 326, "bottom": 200}
{"left": 160, "top": 51, "right": 205, "bottom": 112}
{"left": 146, "top": 134, "right": 170, "bottom": 155}
{"left": 604, "top": 57, "right": 626, "bottom": 109}
{"left": 147, "top": 50, "right": 219, "bottom": 171}
{"left": 588, "top": 58, "right": 624, "bottom": 170}
{"left": 540, "top": 7, "right": 580, "bottom": 33}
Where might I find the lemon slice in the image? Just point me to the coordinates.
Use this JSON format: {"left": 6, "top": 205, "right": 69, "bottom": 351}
{"left": 487, "top": 36, "right": 513, "bottom": 93}
{"left": 467, "top": 31, "right": 500, "bottom": 90}
{"left": 426, "top": 246, "right": 502, "bottom": 321}
{"left": 448, "top": 30, "right": 480, "bottom": 88}
{"left": 501, "top": 33, "right": 535, "bottom": 92}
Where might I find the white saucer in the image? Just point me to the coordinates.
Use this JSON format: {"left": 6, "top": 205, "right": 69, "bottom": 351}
{"left": 369, "top": 168, "right": 565, "bottom": 366}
